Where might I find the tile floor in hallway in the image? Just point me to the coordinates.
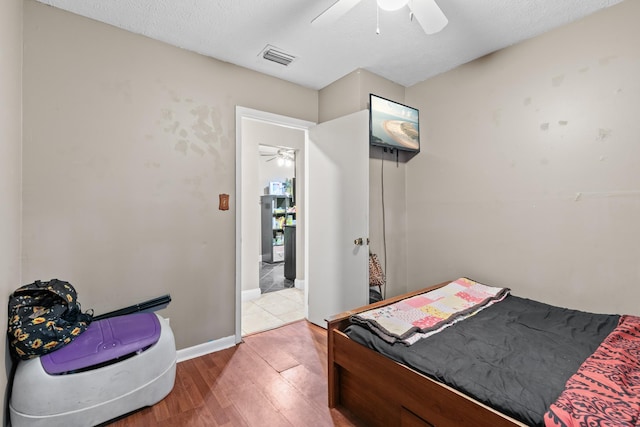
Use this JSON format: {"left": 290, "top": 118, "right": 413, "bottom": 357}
{"left": 258, "top": 261, "right": 294, "bottom": 294}
{"left": 241, "top": 287, "right": 305, "bottom": 335}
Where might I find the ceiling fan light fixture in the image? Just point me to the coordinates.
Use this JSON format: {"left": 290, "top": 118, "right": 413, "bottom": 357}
{"left": 376, "top": 0, "right": 408, "bottom": 12}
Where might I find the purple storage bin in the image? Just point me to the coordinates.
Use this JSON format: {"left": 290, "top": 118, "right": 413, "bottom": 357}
{"left": 41, "top": 312, "right": 161, "bottom": 375}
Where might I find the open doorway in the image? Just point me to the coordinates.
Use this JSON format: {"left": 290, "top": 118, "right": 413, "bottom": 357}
{"left": 237, "top": 144, "right": 304, "bottom": 335}
{"left": 257, "top": 144, "right": 296, "bottom": 293}
{"left": 235, "top": 107, "right": 313, "bottom": 342}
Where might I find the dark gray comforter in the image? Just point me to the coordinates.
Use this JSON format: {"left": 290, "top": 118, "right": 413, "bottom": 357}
{"left": 345, "top": 295, "right": 619, "bottom": 426}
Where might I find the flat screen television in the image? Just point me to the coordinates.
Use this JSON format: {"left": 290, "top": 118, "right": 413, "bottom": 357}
{"left": 369, "top": 93, "right": 420, "bottom": 153}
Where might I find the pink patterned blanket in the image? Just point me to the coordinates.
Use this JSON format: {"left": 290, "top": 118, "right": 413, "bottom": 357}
{"left": 351, "top": 277, "right": 510, "bottom": 345}
{"left": 545, "top": 314, "right": 640, "bottom": 427}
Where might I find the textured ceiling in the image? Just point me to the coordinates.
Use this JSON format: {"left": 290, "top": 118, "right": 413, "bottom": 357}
{"left": 36, "top": 0, "right": 624, "bottom": 90}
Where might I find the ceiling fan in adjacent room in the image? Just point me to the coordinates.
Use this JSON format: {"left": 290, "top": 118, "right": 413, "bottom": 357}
{"left": 260, "top": 148, "right": 295, "bottom": 167}
{"left": 312, "top": 0, "right": 448, "bottom": 35}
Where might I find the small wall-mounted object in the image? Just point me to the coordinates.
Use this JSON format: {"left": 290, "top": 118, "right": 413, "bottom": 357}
{"left": 219, "top": 194, "right": 229, "bottom": 211}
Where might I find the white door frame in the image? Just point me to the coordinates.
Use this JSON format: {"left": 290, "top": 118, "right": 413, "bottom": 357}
{"left": 235, "top": 107, "right": 314, "bottom": 343}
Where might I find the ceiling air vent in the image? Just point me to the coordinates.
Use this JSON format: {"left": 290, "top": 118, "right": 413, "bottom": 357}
{"left": 260, "top": 45, "right": 296, "bottom": 67}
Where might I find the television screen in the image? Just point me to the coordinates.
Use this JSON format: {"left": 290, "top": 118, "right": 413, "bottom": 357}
{"left": 369, "top": 94, "right": 420, "bottom": 152}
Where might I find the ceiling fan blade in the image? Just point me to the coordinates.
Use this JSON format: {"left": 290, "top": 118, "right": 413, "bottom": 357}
{"left": 312, "top": 0, "right": 362, "bottom": 26}
{"left": 409, "top": 0, "right": 448, "bottom": 35}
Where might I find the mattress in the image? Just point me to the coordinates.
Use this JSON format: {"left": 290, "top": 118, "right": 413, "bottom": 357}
{"left": 345, "top": 295, "right": 619, "bottom": 426}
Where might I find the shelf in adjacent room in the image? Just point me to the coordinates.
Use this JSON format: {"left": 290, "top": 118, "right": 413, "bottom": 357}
{"left": 260, "top": 195, "right": 296, "bottom": 263}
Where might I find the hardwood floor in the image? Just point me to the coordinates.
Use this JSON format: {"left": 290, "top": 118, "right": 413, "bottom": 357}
{"left": 108, "top": 320, "right": 365, "bottom": 427}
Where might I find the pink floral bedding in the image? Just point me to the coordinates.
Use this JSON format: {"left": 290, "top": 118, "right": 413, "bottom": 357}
{"left": 545, "top": 314, "right": 640, "bottom": 427}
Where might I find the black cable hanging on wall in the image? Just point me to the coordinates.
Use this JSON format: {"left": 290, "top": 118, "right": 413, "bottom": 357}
{"left": 380, "top": 149, "right": 389, "bottom": 299}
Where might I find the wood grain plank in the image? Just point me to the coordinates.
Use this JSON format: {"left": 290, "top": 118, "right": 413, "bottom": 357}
{"left": 108, "top": 320, "right": 362, "bottom": 427}
{"left": 225, "top": 382, "right": 292, "bottom": 427}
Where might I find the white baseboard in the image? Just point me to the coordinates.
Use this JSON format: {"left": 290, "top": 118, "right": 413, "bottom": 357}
{"left": 177, "top": 335, "right": 236, "bottom": 363}
{"left": 295, "top": 279, "right": 305, "bottom": 290}
{"left": 242, "top": 288, "right": 261, "bottom": 302}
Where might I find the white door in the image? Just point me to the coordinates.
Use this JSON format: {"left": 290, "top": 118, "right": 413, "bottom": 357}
{"left": 306, "top": 110, "right": 369, "bottom": 327}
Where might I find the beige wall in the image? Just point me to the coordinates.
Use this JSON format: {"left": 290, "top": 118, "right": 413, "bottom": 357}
{"left": 22, "top": 1, "right": 317, "bottom": 349}
{"left": 0, "top": 0, "right": 23, "bottom": 421}
{"left": 405, "top": 0, "right": 640, "bottom": 314}
{"left": 319, "top": 68, "right": 404, "bottom": 121}
{"left": 318, "top": 70, "right": 362, "bottom": 124}
{"left": 369, "top": 148, "right": 410, "bottom": 299}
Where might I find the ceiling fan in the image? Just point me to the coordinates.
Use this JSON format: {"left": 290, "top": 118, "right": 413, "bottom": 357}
{"left": 312, "top": 0, "right": 448, "bottom": 35}
{"left": 260, "top": 148, "right": 295, "bottom": 166}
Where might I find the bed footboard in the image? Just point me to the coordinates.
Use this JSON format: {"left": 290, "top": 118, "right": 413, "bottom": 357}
{"left": 327, "top": 282, "right": 525, "bottom": 427}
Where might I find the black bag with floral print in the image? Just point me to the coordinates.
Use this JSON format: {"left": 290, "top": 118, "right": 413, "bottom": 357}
{"left": 8, "top": 279, "right": 93, "bottom": 360}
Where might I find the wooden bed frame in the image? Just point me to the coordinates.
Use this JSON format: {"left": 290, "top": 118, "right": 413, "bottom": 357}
{"left": 327, "top": 281, "right": 527, "bottom": 427}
